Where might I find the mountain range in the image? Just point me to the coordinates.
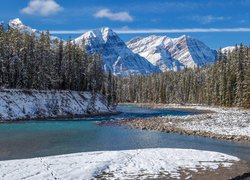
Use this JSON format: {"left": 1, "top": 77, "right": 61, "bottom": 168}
{"left": 1, "top": 18, "right": 223, "bottom": 76}
{"left": 73, "top": 27, "right": 160, "bottom": 76}
{"left": 127, "top": 35, "right": 217, "bottom": 72}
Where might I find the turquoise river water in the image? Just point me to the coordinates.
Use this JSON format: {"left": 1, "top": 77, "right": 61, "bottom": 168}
{"left": 0, "top": 105, "right": 249, "bottom": 161}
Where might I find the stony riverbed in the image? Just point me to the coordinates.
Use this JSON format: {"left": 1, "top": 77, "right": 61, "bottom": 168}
{"left": 98, "top": 104, "right": 250, "bottom": 142}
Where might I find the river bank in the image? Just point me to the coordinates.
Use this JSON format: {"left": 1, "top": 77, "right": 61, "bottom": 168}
{"left": 0, "top": 111, "right": 120, "bottom": 123}
{"left": 0, "top": 89, "right": 116, "bottom": 122}
{"left": 0, "top": 148, "right": 248, "bottom": 180}
{"left": 100, "top": 103, "right": 250, "bottom": 142}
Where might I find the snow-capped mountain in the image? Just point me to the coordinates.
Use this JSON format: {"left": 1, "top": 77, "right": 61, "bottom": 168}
{"left": 127, "top": 35, "right": 217, "bottom": 72}
{"left": 8, "top": 18, "right": 40, "bottom": 35}
{"left": 73, "top": 27, "right": 160, "bottom": 76}
{"left": 1, "top": 18, "right": 41, "bottom": 35}
{"left": 221, "top": 46, "right": 236, "bottom": 53}
{"left": 1, "top": 18, "right": 59, "bottom": 41}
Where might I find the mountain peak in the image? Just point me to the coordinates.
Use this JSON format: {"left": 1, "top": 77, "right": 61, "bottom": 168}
{"left": 100, "top": 27, "right": 113, "bottom": 33}
{"left": 87, "top": 27, "right": 114, "bottom": 36}
{"left": 74, "top": 27, "right": 160, "bottom": 76}
{"left": 9, "top": 18, "right": 23, "bottom": 26}
{"left": 99, "top": 27, "right": 115, "bottom": 42}
{"left": 8, "top": 18, "right": 31, "bottom": 32}
{"left": 127, "top": 34, "right": 217, "bottom": 72}
{"left": 75, "top": 27, "right": 117, "bottom": 44}
{"left": 6, "top": 18, "right": 60, "bottom": 41}
{"left": 177, "top": 34, "right": 190, "bottom": 41}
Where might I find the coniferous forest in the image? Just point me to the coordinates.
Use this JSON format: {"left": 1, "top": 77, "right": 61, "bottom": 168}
{"left": 0, "top": 28, "right": 117, "bottom": 106}
{"left": 0, "top": 28, "right": 249, "bottom": 108}
{"left": 115, "top": 45, "right": 250, "bottom": 108}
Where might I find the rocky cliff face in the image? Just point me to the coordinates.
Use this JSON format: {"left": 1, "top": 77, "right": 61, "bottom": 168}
{"left": 74, "top": 27, "right": 160, "bottom": 76}
{"left": 127, "top": 35, "right": 217, "bottom": 72}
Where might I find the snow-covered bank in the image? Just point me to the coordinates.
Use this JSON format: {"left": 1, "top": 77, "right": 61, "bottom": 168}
{"left": 162, "top": 104, "right": 250, "bottom": 138}
{"left": 116, "top": 104, "right": 250, "bottom": 142}
{"left": 0, "top": 148, "right": 241, "bottom": 179}
{"left": 0, "top": 89, "right": 115, "bottom": 121}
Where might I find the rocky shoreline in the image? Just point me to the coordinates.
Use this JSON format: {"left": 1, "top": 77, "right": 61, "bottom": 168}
{"left": 98, "top": 104, "right": 250, "bottom": 143}
{"left": 98, "top": 117, "right": 250, "bottom": 143}
{"left": 95, "top": 160, "right": 250, "bottom": 180}
{"left": 174, "top": 160, "right": 250, "bottom": 180}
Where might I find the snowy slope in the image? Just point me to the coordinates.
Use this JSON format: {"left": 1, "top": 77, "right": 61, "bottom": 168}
{"left": 0, "top": 89, "right": 114, "bottom": 121}
{"left": 0, "top": 148, "right": 239, "bottom": 179}
{"left": 221, "top": 46, "right": 236, "bottom": 53}
{"left": 73, "top": 27, "right": 160, "bottom": 76}
{"left": 127, "top": 35, "right": 217, "bottom": 72}
{"left": 6, "top": 18, "right": 60, "bottom": 41}
{"left": 8, "top": 18, "right": 40, "bottom": 35}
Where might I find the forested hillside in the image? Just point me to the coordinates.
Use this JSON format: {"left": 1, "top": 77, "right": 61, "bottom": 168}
{"left": 115, "top": 45, "right": 250, "bottom": 108}
{"left": 0, "top": 28, "right": 117, "bottom": 106}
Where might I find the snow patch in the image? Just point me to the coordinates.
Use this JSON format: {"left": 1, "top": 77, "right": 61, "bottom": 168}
{"left": 0, "top": 148, "right": 239, "bottom": 179}
{"left": 162, "top": 104, "right": 250, "bottom": 137}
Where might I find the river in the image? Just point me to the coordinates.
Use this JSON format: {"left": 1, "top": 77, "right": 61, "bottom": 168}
{"left": 0, "top": 105, "right": 249, "bottom": 161}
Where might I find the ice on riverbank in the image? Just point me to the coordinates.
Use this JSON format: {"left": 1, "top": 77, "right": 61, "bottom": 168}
{"left": 0, "top": 89, "right": 115, "bottom": 121}
{"left": 0, "top": 148, "right": 239, "bottom": 179}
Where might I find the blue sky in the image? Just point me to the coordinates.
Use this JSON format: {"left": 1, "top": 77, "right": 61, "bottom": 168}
{"left": 1, "top": 0, "right": 250, "bottom": 49}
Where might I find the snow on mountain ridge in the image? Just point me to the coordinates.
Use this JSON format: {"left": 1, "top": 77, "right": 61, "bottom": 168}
{"left": 6, "top": 18, "right": 61, "bottom": 41}
{"left": 171, "top": 35, "right": 216, "bottom": 68}
{"left": 127, "top": 34, "right": 217, "bottom": 72}
{"left": 9, "top": 18, "right": 24, "bottom": 27}
{"left": 74, "top": 27, "right": 160, "bottom": 76}
{"left": 127, "top": 35, "right": 184, "bottom": 71}
{"left": 221, "top": 46, "right": 236, "bottom": 53}
{"left": 75, "top": 27, "right": 115, "bottom": 46}
{"left": 9, "top": 18, "right": 39, "bottom": 34}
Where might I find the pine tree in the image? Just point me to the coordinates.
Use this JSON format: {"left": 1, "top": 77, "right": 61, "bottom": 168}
{"left": 235, "top": 44, "right": 245, "bottom": 106}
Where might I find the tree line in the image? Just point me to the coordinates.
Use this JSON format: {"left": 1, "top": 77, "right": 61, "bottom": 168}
{"left": 0, "top": 28, "right": 116, "bottom": 106}
{"left": 115, "top": 44, "right": 250, "bottom": 108}
{"left": 0, "top": 28, "right": 249, "bottom": 108}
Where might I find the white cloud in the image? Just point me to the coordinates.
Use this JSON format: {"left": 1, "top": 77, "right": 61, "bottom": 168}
{"left": 192, "top": 15, "right": 230, "bottom": 24}
{"left": 21, "top": 0, "right": 63, "bottom": 16}
{"left": 50, "top": 27, "right": 250, "bottom": 35}
{"left": 94, "top": 9, "right": 133, "bottom": 22}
